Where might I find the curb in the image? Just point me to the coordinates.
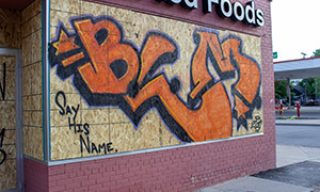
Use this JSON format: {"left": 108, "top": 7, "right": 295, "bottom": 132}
{"left": 276, "top": 123, "right": 320, "bottom": 127}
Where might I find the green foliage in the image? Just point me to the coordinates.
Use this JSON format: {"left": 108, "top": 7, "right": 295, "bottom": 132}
{"left": 299, "top": 79, "right": 314, "bottom": 97}
{"left": 274, "top": 80, "right": 287, "bottom": 99}
{"left": 274, "top": 80, "right": 295, "bottom": 99}
{"left": 277, "top": 49, "right": 320, "bottom": 101}
{"left": 298, "top": 49, "right": 320, "bottom": 99}
{"left": 313, "top": 49, "right": 320, "bottom": 57}
{"left": 299, "top": 78, "right": 320, "bottom": 98}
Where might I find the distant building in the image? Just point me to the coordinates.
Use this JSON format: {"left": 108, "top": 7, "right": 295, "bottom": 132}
{"left": 274, "top": 57, "right": 320, "bottom": 106}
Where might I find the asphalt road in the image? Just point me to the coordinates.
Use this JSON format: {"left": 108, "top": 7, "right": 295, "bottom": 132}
{"left": 276, "top": 125, "right": 320, "bottom": 148}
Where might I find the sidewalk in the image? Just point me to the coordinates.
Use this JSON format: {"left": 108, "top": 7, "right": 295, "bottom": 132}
{"left": 276, "top": 119, "right": 320, "bottom": 126}
{"left": 198, "top": 145, "right": 320, "bottom": 192}
{"left": 275, "top": 106, "right": 320, "bottom": 120}
{"left": 199, "top": 176, "right": 311, "bottom": 192}
{"left": 197, "top": 119, "right": 320, "bottom": 192}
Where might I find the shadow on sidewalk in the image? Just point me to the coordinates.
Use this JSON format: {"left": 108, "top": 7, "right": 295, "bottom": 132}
{"left": 253, "top": 161, "right": 320, "bottom": 190}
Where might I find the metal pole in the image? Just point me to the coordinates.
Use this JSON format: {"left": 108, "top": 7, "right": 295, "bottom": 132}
{"left": 316, "top": 79, "right": 318, "bottom": 102}
{"left": 286, "top": 78, "right": 291, "bottom": 108}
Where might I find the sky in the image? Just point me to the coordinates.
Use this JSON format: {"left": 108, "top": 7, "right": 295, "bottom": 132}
{"left": 271, "top": 0, "right": 320, "bottom": 62}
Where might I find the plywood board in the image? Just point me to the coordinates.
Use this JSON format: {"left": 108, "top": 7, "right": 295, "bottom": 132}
{"left": 49, "top": 0, "right": 264, "bottom": 160}
{"left": 0, "top": 56, "right": 16, "bottom": 191}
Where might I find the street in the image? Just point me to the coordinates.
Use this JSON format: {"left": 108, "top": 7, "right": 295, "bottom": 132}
{"left": 277, "top": 125, "right": 320, "bottom": 148}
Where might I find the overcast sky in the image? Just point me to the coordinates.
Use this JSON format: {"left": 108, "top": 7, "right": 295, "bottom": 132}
{"left": 271, "top": 0, "right": 320, "bottom": 61}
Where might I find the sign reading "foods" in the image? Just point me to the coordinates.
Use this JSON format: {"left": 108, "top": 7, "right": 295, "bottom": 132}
{"left": 157, "top": 0, "right": 264, "bottom": 27}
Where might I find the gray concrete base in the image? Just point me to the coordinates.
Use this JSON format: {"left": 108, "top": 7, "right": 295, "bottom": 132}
{"left": 198, "top": 176, "right": 312, "bottom": 192}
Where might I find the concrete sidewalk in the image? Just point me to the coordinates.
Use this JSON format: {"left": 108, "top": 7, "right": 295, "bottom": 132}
{"left": 198, "top": 119, "right": 320, "bottom": 192}
{"left": 276, "top": 106, "right": 320, "bottom": 120}
{"left": 283, "top": 106, "right": 320, "bottom": 113}
{"left": 199, "top": 176, "right": 311, "bottom": 192}
{"left": 198, "top": 145, "right": 320, "bottom": 192}
{"left": 277, "top": 145, "right": 320, "bottom": 167}
{"left": 276, "top": 119, "right": 320, "bottom": 126}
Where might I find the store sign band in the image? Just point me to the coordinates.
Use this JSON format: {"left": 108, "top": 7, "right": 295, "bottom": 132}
{"left": 158, "top": 0, "right": 264, "bottom": 27}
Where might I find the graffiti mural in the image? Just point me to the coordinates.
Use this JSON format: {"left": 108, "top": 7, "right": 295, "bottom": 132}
{"left": 0, "top": 55, "right": 17, "bottom": 190}
{"left": 0, "top": 62, "right": 8, "bottom": 166}
{"left": 55, "top": 91, "right": 117, "bottom": 155}
{"left": 49, "top": 16, "right": 261, "bottom": 143}
{"left": 0, "top": 62, "right": 6, "bottom": 101}
{"left": 251, "top": 116, "right": 263, "bottom": 133}
{"left": 0, "top": 128, "right": 6, "bottom": 166}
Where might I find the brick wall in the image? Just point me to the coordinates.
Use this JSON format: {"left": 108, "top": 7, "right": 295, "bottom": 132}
{"left": 45, "top": 135, "right": 274, "bottom": 192}
{"left": 24, "top": 0, "right": 275, "bottom": 191}
{"left": 24, "top": 158, "right": 48, "bottom": 192}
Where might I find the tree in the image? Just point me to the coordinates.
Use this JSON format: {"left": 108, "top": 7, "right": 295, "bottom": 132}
{"left": 274, "top": 80, "right": 295, "bottom": 100}
{"left": 313, "top": 49, "right": 320, "bottom": 99}
{"left": 274, "top": 80, "right": 287, "bottom": 99}
{"left": 299, "top": 79, "right": 315, "bottom": 98}
{"left": 313, "top": 49, "right": 320, "bottom": 57}
{"left": 316, "top": 78, "right": 320, "bottom": 99}
{"left": 298, "top": 49, "right": 320, "bottom": 101}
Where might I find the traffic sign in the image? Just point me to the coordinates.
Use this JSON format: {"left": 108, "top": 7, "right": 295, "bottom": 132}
{"left": 273, "top": 52, "right": 278, "bottom": 59}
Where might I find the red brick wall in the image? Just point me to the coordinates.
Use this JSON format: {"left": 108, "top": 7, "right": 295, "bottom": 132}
{"left": 25, "top": 0, "right": 275, "bottom": 191}
{"left": 24, "top": 158, "right": 49, "bottom": 192}
{"left": 30, "top": 134, "right": 275, "bottom": 191}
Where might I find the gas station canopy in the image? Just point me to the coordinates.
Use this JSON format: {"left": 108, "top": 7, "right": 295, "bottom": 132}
{"left": 274, "top": 57, "right": 320, "bottom": 80}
